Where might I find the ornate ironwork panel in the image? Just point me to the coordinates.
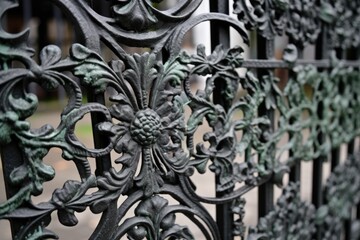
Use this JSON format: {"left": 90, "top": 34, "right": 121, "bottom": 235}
{"left": 1, "top": 0, "right": 360, "bottom": 239}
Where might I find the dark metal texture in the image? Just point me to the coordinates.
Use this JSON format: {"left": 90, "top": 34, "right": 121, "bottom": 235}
{"left": 1, "top": 0, "right": 360, "bottom": 239}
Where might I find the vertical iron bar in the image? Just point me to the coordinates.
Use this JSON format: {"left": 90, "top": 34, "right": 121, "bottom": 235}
{"left": 289, "top": 162, "right": 301, "bottom": 182}
{"left": 344, "top": 217, "right": 352, "bottom": 240}
{"left": 329, "top": 147, "right": 342, "bottom": 238}
{"left": 353, "top": 47, "right": 360, "bottom": 222}
{"left": 0, "top": 42, "right": 26, "bottom": 237}
{"left": 81, "top": 1, "right": 112, "bottom": 176}
{"left": 330, "top": 148, "right": 340, "bottom": 171}
{"left": 87, "top": 92, "right": 112, "bottom": 176}
{"left": 312, "top": 6, "right": 327, "bottom": 238}
{"left": 23, "top": 0, "right": 32, "bottom": 24}
{"left": 0, "top": 143, "right": 27, "bottom": 238}
{"left": 344, "top": 140, "right": 355, "bottom": 240}
{"left": 347, "top": 141, "right": 355, "bottom": 155}
{"left": 311, "top": 158, "right": 323, "bottom": 208}
{"left": 289, "top": 46, "right": 304, "bottom": 183}
{"left": 210, "top": 1, "right": 230, "bottom": 49}
{"left": 328, "top": 44, "right": 347, "bottom": 240}
{"left": 257, "top": 34, "right": 274, "bottom": 218}
{"left": 343, "top": 47, "right": 357, "bottom": 240}
{"left": 209, "top": 1, "right": 232, "bottom": 239}
{"left": 38, "top": 3, "right": 52, "bottom": 50}
{"left": 358, "top": 137, "right": 360, "bottom": 219}
{"left": 330, "top": 47, "right": 343, "bottom": 172}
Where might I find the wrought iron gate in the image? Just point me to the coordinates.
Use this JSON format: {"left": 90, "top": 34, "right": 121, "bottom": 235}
{"left": 1, "top": 0, "right": 360, "bottom": 239}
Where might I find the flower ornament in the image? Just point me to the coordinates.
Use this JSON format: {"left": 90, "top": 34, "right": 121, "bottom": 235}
{"left": 96, "top": 52, "right": 189, "bottom": 197}
{"left": 130, "top": 108, "right": 162, "bottom": 146}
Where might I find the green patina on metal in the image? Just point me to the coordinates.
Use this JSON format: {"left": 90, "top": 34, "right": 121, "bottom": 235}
{"left": 1, "top": 0, "right": 360, "bottom": 239}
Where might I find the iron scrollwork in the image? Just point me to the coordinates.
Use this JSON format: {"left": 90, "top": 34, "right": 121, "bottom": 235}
{"left": 1, "top": 0, "right": 360, "bottom": 239}
{"left": 316, "top": 154, "right": 360, "bottom": 239}
{"left": 320, "top": 0, "right": 360, "bottom": 49}
{"left": 233, "top": 0, "right": 289, "bottom": 39}
{"left": 233, "top": 0, "right": 320, "bottom": 46}
{"left": 0, "top": 0, "right": 252, "bottom": 238}
{"left": 248, "top": 182, "right": 316, "bottom": 240}
{"left": 248, "top": 154, "right": 360, "bottom": 240}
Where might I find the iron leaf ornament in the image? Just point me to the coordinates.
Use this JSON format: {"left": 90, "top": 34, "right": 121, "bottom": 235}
{"left": 248, "top": 182, "right": 316, "bottom": 240}
{"left": 0, "top": 5, "right": 252, "bottom": 235}
{"left": 123, "top": 195, "right": 194, "bottom": 240}
{"left": 234, "top": 0, "right": 320, "bottom": 47}
{"left": 316, "top": 154, "right": 360, "bottom": 239}
{"left": 233, "top": 0, "right": 289, "bottom": 39}
{"left": 320, "top": 0, "right": 360, "bottom": 49}
{"left": 1, "top": 0, "right": 360, "bottom": 239}
{"left": 248, "top": 155, "right": 360, "bottom": 240}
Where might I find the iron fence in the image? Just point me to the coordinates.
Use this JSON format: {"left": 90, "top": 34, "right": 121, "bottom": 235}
{"left": 1, "top": 0, "right": 360, "bottom": 239}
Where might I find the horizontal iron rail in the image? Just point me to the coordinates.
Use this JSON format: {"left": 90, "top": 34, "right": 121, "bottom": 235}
{"left": 242, "top": 59, "right": 360, "bottom": 68}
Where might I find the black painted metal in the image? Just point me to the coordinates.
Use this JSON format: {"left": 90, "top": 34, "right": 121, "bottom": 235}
{"left": 1, "top": 0, "right": 360, "bottom": 239}
{"left": 209, "top": 2, "right": 233, "bottom": 240}
{"left": 257, "top": 34, "right": 274, "bottom": 219}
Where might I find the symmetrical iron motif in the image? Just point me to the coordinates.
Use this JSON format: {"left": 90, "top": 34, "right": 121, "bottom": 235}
{"left": 1, "top": 0, "right": 360, "bottom": 239}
